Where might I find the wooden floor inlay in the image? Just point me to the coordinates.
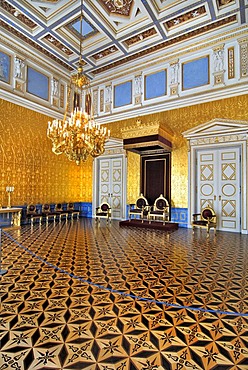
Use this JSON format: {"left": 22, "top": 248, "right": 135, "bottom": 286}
{"left": 0, "top": 219, "right": 247, "bottom": 369}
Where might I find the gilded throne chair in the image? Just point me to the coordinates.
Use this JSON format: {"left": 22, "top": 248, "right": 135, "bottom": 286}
{"left": 95, "top": 202, "right": 111, "bottom": 223}
{"left": 148, "top": 194, "right": 170, "bottom": 224}
{"left": 129, "top": 194, "right": 149, "bottom": 222}
{"left": 192, "top": 207, "right": 217, "bottom": 237}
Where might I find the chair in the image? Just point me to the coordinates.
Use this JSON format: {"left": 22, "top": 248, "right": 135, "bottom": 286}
{"left": 192, "top": 207, "right": 217, "bottom": 237}
{"left": 66, "top": 203, "right": 80, "bottom": 219}
{"left": 95, "top": 202, "right": 111, "bottom": 223}
{"left": 55, "top": 203, "right": 68, "bottom": 222}
{"left": 129, "top": 194, "right": 149, "bottom": 222}
{"left": 26, "top": 204, "right": 42, "bottom": 225}
{"left": 42, "top": 204, "right": 58, "bottom": 223}
{"left": 148, "top": 194, "right": 170, "bottom": 224}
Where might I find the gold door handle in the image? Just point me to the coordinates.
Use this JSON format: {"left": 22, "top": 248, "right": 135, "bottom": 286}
{"left": 219, "top": 195, "right": 221, "bottom": 201}
{"left": 214, "top": 195, "right": 216, "bottom": 200}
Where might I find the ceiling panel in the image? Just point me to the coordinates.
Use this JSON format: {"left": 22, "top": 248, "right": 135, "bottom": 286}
{"left": 0, "top": 0, "right": 246, "bottom": 77}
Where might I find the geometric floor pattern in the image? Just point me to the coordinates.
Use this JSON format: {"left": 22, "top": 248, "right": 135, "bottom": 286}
{"left": 0, "top": 219, "right": 248, "bottom": 369}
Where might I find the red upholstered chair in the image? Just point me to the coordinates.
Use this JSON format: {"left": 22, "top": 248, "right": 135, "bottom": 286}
{"left": 148, "top": 194, "right": 169, "bottom": 224}
{"left": 95, "top": 202, "right": 111, "bottom": 223}
{"left": 129, "top": 194, "right": 149, "bottom": 222}
{"left": 192, "top": 207, "right": 217, "bottom": 237}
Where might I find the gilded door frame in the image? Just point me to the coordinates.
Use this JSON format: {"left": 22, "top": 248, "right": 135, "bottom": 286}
{"left": 183, "top": 119, "right": 248, "bottom": 234}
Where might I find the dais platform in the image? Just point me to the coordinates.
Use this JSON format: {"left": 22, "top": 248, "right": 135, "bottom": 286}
{"left": 119, "top": 219, "right": 178, "bottom": 231}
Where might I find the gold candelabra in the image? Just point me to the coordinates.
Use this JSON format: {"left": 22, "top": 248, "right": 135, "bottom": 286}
{"left": 6, "top": 186, "right": 14, "bottom": 208}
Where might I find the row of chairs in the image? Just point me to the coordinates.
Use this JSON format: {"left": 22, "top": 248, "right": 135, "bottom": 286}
{"left": 129, "top": 194, "right": 170, "bottom": 224}
{"left": 94, "top": 194, "right": 170, "bottom": 224}
{"left": 27, "top": 203, "right": 80, "bottom": 225}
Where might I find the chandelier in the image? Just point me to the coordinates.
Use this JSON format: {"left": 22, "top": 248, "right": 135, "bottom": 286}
{"left": 47, "top": 0, "right": 110, "bottom": 165}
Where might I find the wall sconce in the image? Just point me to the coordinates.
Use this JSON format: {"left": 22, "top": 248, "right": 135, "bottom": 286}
{"left": 6, "top": 186, "right": 14, "bottom": 208}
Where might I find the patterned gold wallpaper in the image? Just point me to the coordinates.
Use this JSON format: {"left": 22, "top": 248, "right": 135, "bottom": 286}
{"left": 1, "top": 95, "right": 247, "bottom": 208}
{"left": 0, "top": 100, "right": 93, "bottom": 207}
{"left": 126, "top": 151, "right": 140, "bottom": 204}
{"left": 106, "top": 94, "right": 248, "bottom": 208}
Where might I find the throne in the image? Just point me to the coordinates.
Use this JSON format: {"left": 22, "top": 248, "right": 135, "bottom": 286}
{"left": 129, "top": 194, "right": 149, "bottom": 222}
{"left": 192, "top": 207, "right": 217, "bottom": 237}
{"left": 148, "top": 194, "right": 169, "bottom": 224}
{"left": 95, "top": 202, "right": 111, "bottom": 223}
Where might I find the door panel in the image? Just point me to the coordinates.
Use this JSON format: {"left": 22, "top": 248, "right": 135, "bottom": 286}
{"left": 100, "top": 159, "right": 110, "bottom": 203}
{"left": 98, "top": 157, "right": 124, "bottom": 220}
{"left": 112, "top": 159, "right": 122, "bottom": 219}
{"left": 197, "top": 147, "right": 240, "bottom": 232}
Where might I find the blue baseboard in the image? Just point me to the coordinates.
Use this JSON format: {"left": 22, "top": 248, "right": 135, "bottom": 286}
{"left": 78, "top": 202, "right": 92, "bottom": 218}
{"left": 171, "top": 207, "right": 188, "bottom": 228}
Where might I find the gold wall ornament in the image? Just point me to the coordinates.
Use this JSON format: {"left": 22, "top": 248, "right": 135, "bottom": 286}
{"left": 121, "top": 118, "right": 174, "bottom": 142}
{"left": 238, "top": 37, "right": 248, "bottom": 78}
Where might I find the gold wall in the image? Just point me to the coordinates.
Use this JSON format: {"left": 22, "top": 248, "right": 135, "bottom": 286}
{"left": 0, "top": 99, "right": 93, "bottom": 207}
{"left": 107, "top": 94, "right": 248, "bottom": 208}
{"left": 1, "top": 95, "right": 247, "bottom": 208}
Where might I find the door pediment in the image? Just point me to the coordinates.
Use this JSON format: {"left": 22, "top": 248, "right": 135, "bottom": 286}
{"left": 183, "top": 118, "right": 248, "bottom": 139}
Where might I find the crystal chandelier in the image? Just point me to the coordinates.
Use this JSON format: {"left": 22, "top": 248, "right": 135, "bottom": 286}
{"left": 47, "top": 0, "right": 110, "bottom": 165}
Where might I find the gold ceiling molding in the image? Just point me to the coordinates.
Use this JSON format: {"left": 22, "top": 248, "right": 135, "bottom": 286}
{"left": 92, "top": 15, "right": 237, "bottom": 75}
{"left": 121, "top": 118, "right": 174, "bottom": 142}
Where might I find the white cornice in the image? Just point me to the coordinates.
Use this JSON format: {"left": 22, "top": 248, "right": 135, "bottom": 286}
{"left": 1, "top": 84, "right": 247, "bottom": 124}
{"left": 95, "top": 85, "right": 248, "bottom": 124}
{"left": 0, "top": 90, "right": 64, "bottom": 119}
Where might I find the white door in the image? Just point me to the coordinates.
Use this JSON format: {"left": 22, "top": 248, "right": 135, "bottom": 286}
{"left": 97, "top": 156, "right": 125, "bottom": 220}
{"left": 196, "top": 147, "right": 241, "bottom": 232}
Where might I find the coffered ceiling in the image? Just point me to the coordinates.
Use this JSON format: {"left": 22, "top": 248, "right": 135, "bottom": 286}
{"left": 1, "top": 0, "right": 247, "bottom": 79}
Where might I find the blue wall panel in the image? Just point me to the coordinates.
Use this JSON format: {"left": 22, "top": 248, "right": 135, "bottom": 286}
{"left": 145, "top": 70, "right": 167, "bottom": 100}
{"left": 27, "top": 67, "right": 49, "bottom": 100}
{"left": 114, "top": 81, "right": 132, "bottom": 107}
{"left": 183, "top": 56, "right": 209, "bottom": 90}
{"left": 0, "top": 51, "right": 10, "bottom": 83}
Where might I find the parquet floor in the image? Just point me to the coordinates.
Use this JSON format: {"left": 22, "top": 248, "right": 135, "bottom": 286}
{"left": 0, "top": 219, "right": 247, "bottom": 369}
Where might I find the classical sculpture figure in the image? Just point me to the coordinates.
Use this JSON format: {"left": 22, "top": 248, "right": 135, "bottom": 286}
{"left": 134, "top": 75, "right": 142, "bottom": 95}
{"left": 214, "top": 49, "right": 224, "bottom": 72}
{"left": 14, "top": 57, "right": 25, "bottom": 79}
{"left": 51, "top": 78, "right": 59, "bottom": 96}
{"left": 105, "top": 85, "right": 112, "bottom": 103}
{"left": 170, "top": 62, "right": 179, "bottom": 84}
